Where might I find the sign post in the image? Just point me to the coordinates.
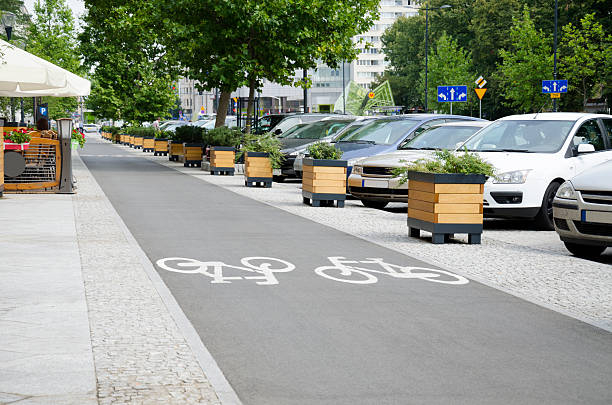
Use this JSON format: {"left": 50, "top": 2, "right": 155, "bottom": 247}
{"left": 437, "top": 85, "right": 467, "bottom": 114}
{"left": 474, "top": 76, "right": 487, "bottom": 119}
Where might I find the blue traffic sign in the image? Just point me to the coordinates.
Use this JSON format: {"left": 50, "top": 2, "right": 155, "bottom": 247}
{"left": 38, "top": 106, "right": 48, "bottom": 117}
{"left": 437, "top": 85, "right": 468, "bottom": 103}
{"left": 542, "top": 80, "right": 568, "bottom": 94}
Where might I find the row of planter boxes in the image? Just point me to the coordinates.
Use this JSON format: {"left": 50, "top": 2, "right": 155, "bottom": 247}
{"left": 102, "top": 133, "right": 485, "bottom": 245}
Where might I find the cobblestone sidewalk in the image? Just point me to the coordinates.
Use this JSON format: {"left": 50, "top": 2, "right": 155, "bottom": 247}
{"left": 72, "top": 155, "right": 226, "bottom": 405}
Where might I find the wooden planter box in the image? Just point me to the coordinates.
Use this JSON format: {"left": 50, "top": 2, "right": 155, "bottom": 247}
{"left": 119, "top": 134, "right": 125, "bottom": 144}
{"left": 128, "top": 135, "right": 135, "bottom": 147}
{"left": 168, "top": 140, "right": 184, "bottom": 161}
{"left": 210, "top": 147, "right": 235, "bottom": 175}
{"left": 245, "top": 152, "right": 273, "bottom": 188}
{"left": 142, "top": 136, "right": 155, "bottom": 152}
{"left": 133, "top": 136, "right": 144, "bottom": 149}
{"left": 183, "top": 143, "right": 203, "bottom": 167}
{"left": 407, "top": 171, "right": 486, "bottom": 244}
{"left": 112, "top": 133, "right": 121, "bottom": 144}
{"left": 302, "top": 158, "right": 347, "bottom": 207}
{"left": 153, "top": 138, "right": 168, "bottom": 156}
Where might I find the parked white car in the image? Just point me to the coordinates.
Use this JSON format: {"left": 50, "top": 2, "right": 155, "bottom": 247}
{"left": 461, "top": 113, "right": 612, "bottom": 229}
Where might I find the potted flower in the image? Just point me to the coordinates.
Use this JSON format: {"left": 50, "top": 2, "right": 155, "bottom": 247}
{"left": 302, "top": 142, "right": 346, "bottom": 207}
{"left": 240, "top": 133, "right": 283, "bottom": 188}
{"left": 154, "top": 130, "right": 171, "bottom": 156}
{"left": 175, "top": 126, "right": 204, "bottom": 167}
{"left": 3, "top": 128, "right": 32, "bottom": 150}
{"left": 71, "top": 128, "right": 86, "bottom": 149}
{"left": 395, "top": 149, "right": 495, "bottom": 245}
{"left": 206, "top": 127, "right": 242, "bottom": 175}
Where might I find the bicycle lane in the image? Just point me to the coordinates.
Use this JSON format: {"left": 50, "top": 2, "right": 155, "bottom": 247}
{"left": 80, "top": 140, "right": 612, "bottom": 405}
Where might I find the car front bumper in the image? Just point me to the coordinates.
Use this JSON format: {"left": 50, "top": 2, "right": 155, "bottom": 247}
{"left": 348, "top": 174, "right": 407, "bottom": 202}
{"left": 553, "top": 192, "right": 612, "bottom": 247}
{"left": 482, "top": 179, "right": 548, "bottom": 219}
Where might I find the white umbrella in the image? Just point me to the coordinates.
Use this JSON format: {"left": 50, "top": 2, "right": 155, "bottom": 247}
{"left": 0, "top": 39, "right": 90, "bottom": 97}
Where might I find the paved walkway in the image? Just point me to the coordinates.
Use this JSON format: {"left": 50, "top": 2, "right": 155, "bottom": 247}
{"left": 81, "top": 138, "right": 612, "bottom": 405}
{"left": 0, "top": 153, "right": 234, "bottom": 404}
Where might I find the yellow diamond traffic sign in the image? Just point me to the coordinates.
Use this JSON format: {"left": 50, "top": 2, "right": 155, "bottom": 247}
{"left": 550, "top": 93, "right": 560, "bottom": 99}
{"left": 474, "top": 88, "right": 487, "bottom": 100}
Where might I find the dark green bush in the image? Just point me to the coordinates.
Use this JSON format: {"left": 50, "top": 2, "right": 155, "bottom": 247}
{"left": 125, "top": 126, "right": 155, "bottom": 137}
{"left": 174, "top": 126, "right": 204, "bottom": 143}
{"left": 239, "top": 133, "right": 284, "bottom": 169}
{"left": 204, "top": 127, "right": 242, "bottom": 148}
{"left": 306, "top": 142, "right": 343, "bottom": 160}
{"left": 156, "top": 130, "right": 173, "bottom": 140}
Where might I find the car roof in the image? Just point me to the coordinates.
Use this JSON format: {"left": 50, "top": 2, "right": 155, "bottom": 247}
{"left": 433, "top": 121, "right": 490, "bottom": 128}
{"left": 498, "top": 112, "right": 612, "bottom": 121}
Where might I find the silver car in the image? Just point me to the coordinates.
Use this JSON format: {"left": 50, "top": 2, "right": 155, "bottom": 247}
{"left": 553, "top": 159, "right": 612, "bottom": 258}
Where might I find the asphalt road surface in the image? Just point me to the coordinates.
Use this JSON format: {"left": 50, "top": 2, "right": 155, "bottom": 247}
{"left": 81, "top": 139, "right": 612, "bottom": 405}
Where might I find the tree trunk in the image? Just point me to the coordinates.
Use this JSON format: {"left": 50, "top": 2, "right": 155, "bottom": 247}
{"left": 246, "top": 78, "right": 256, "bottom": 134}
{"left": 215, "top": 91, "right": 231, "bottom": 128}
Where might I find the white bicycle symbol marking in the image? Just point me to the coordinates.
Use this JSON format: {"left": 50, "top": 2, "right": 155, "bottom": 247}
{"left": 314, "top": 257, "right": 469, "bottom": 285}
{"left": 156, "top": 257, "right": 295, "bottom": 285}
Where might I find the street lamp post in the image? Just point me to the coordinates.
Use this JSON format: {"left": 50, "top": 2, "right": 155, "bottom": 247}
{"left": 424, "top": 4, "right": 451, "bottom": 113}
{"left": 2, "top": 12, "right": 16, "bottom": 123}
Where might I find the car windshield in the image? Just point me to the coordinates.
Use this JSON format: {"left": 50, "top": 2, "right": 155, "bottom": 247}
{"left": 336, "top": 118, "right": 418, "bottom": 145}
{"left": 282, "top": 120, "right": 353, "bottom": 140}
{"left": 462, "top": 120, "right": 575, "bottom": 153}
{"left": 277, "top": 123, "right": 308, "bottom": 138}
{"left": 400, "top": 125, "right": 484, "bottom": 150}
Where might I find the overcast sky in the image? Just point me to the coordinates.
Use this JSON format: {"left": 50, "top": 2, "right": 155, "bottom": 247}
{"left": 23, "top": 0, "right": 85, "bottom": 18}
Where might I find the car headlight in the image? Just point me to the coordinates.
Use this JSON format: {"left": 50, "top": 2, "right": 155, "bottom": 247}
{"left": 352, "top": 165, "right": 363, "bottom": 175}
{"left": 556, "top": 181, "right": 577, "bottom": 200}
{"left": 493, "top": 170, "right": 531, "bottom": 184}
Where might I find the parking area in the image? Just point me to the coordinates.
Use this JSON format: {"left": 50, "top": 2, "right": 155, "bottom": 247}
{"left": 117, "top": 145, "right": 612, "bottom": 332}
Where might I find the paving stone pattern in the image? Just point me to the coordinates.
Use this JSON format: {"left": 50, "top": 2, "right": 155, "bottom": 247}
{"left": 72, "top": 156, "right": 221, "bottom": 405}
{"left": 129, "top": 147, "right": 612, "bottom": 332}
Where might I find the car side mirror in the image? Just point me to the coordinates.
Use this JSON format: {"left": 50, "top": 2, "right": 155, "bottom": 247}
{"left": 577, "top": 143, "right": 595, "bottom": 154}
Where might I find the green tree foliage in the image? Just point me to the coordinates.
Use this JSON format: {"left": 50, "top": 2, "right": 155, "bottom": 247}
{"left": 380, "top": 16, "right": 425, "bottom": 110}
{"left": 423, "top": 33, "right": 476, "bottom": 115}
{"left": 80, "top": 0, "right": 177, "bottom": 124}
{"left": 27, "top": 0, "right": 82, "bottom": 119}
{"left": 161, "top": 0, "right": 379, "bottom": 128}
{"left": 559, "top": 13, "right": 612, "bottom": 109}
{"left": 498, "top": 7, "right": 552, "bottom": 112}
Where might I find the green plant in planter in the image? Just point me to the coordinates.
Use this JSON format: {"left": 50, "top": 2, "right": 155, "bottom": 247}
{"left": 175, "top": 126, "right": 204, "bottom": 143}
{"left": 306, "top": 142, "right": 343, "bottom": 160}
{"left": 156, "top": 130, "right": 173, "bottom": 139}
{"left": 205, "top": 127, "right": 242, "bottom": 148}
{"left": 239, "top": 133, "right": 284, "bottom": 169}
{"left": 394, "top": 149, "right": 495, "bottom": 184}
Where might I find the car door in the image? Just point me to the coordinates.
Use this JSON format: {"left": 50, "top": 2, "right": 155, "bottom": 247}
{"left": 570, "top": 118, "right": 612, "bottom": 176}
{"left": 600, "top": 118, "right": 612, "bottom": 149}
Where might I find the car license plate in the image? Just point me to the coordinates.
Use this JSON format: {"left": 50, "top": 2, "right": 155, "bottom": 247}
{"left": 363, "top": 179, "right": 389, "bottom": 188}
{"left": 583, "top": 210, "right": 612, "bottom": 224}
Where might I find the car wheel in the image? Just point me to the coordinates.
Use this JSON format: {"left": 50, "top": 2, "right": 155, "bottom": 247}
{"left": 563, "top": 242, "right": 606, "bottom": 258}
{"left": 534, "top": 181, "right": 561, "bottom": 230}
{"left": 361, "top": 199, "right": 388, "bottom": 209}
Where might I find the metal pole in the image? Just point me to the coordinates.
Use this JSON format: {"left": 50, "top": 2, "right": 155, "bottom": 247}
{"left": 342, "top": 61, "right": 346, "bottom": 114}
{"left": 303, "top": 69, "right": 308, "bottom": 113}
{"left": 479, "top": 98, "right": 482, "bottom": 119}
{"left": 20, "top": 98, "right": 24, "bottom": 125}
{"left": 553, "top": 0, "right": 558, "bottom": 112}
{"left": 424, "top": 6, "right": 429, "bottom": 112}
{"left": 450, "top": 102, "right": 452, "bottom": 115}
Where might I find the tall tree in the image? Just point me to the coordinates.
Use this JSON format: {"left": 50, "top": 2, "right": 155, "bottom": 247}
{"left": 380, "top": 15, "right": 425, "bottom": 110}
{"left": 498, "top": 7, "right": 553, "bottom": 112}
{"left": 80, "top": 0, "right": 177, "bottom": 124}
{"left": 162, "top": 0, "right": 379, "bottom": 128}
{"left": 423, "top": 33, "right": 476, "bottom": 115}
{"left": 559, "top": 13, "right": 611, "bottom": 110}
{"left": 27, "top": 0, "right": 82, "bottom": 119}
